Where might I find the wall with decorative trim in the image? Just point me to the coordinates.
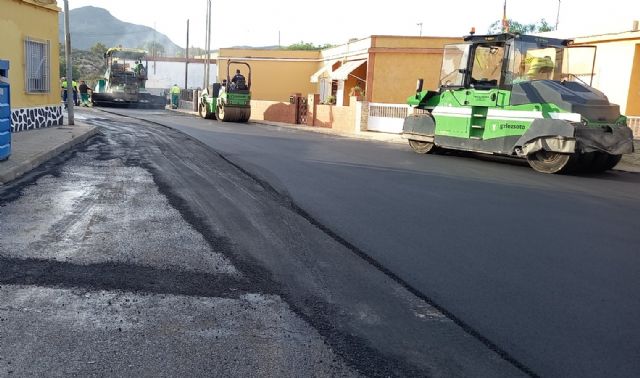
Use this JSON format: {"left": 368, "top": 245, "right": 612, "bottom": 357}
{"left": 10, "top": 105, "right": 63, "bottom": 132}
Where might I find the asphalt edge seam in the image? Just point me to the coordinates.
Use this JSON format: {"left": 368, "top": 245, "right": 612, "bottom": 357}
{"left": 94, "top": 108, "right": 538, "bottom": 377}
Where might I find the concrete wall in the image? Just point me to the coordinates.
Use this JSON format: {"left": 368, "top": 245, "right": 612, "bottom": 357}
{"left": 0, "top": 0, "right": 60, "bottom": 108}
{"left": 146, "top": 60, "right": 217, "bottom": 90}
{"left": 218, "top": 49, "right": 320, "bottom": 102}
{"left": 250, "top": 100, "right": 297, "bottom": 124}
{"left": 368, "top": 36, "right": 461, "bottom": 104}
{"left": 250, "top": 96, "right": 359, "bottom": 134}
{"left": 314, "top": 104, "right": 357, "bottom": 132}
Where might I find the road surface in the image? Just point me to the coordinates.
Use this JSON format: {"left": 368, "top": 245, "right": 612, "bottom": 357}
{"left": 0, "top": 111, "right": 520, "bottom": 377}
{"left": 107, "top": 108, "right": 640, "bottom": 377}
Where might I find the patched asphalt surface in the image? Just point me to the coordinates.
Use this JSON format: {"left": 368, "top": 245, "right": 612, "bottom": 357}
{"left": 0, "top": 113, "right": 522, "bottom": 377}
{"left": 90, "top": 108, "right": 640, "bottom": 377}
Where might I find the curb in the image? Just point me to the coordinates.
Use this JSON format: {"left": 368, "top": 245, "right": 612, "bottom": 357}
{"left": 166, "top": 106, "right": 406, "bottom": 144}
{"left": 165, "top": 106, "right": 640, "bottom": 172}
{"left": 0, "top": 125, "right": 99, "bottom": 185}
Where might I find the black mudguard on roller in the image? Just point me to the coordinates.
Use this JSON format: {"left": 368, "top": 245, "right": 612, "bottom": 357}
{"left": 514, "top": 119, "right": 634, "bottom": 156}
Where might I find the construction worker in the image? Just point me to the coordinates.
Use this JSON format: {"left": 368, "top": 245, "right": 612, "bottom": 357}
{"left": 134, "top": 60, "right": 145, "bottom": 77}
{"left": 527, "top": 56, "right": 554, "bottom": 80}
{"left": 61, "top": 77, "right": 67, "bottom": 106}
{"left": 60, "top": 77, "right": 78, "bottom": 108}
{"left": 170, "top": 84, "right": 181, "bottom": 109}
{"left": 219, "top": 79, "right": 227, "bottom": 96}
{"left": 231, "top": 69, "right": 246, "bottom": 90}
{"left": 71, "top": 79, "right": 79, "bottom": 106}
{"left": 78, "top": 80, "right": 91, "bottom": 107}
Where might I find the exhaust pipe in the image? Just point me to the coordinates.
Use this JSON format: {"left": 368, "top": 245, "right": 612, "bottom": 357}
{"left": 415, "top": 78, "right": 424, "bottom": 99}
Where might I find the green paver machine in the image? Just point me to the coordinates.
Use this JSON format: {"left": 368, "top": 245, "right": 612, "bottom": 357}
{"left": 92, "top": 47, "right": 166, "bottom": 109}
{"left": 199, "top": 60, "right": 252, "bottom": 122}
{"left": 402, "top": 32, "right": 634, "bottom": 173}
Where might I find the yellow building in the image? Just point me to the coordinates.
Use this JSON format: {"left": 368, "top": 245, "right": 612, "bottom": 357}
{"left": 311, "top": 35, "right": 461, "bottom": 106}
{"left": 0, "top": 0, "right": 62, "bottom": 132}
{"left": 572, "top": 30, "right": 640, "bottom": 118}
{"left": 217, "top": 49, "right": 320, "bottom": 102}
{"left": 219, "top": 35, "right": 460, "bottom": 108}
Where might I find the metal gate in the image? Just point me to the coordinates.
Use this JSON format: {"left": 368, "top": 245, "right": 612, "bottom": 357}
{"left": 296, "top": 96, "right": 308, "bottom": 124}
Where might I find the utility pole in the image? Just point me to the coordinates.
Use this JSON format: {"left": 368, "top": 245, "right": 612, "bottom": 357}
{"left": 555, "top": 0, "right": 561, "bottom": 30}
{"left": 204, "top": 0, "right": 211, "bottom": 89}
{"left": 153, "top": 22, "right": 157, "bottom": 74}
{"left": 185, "top": 19, "right": 189, "bottom": 89}
{"left": 63, "top": 0, "right": 74, "bottom": 125}
{"left": 417, "top": 22, "right": 423, "bottom": 36}
{"left": 502, "top": 0, "right": 509, "bottom": 33}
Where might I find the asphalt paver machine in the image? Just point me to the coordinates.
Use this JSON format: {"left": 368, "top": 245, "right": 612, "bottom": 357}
{"left": 92, "top": 47, "right": 166, "bottom": 109}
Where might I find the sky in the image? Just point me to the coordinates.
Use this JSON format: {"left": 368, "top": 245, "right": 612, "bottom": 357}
{"left": 64, "top": 0, "right": 640, "bottom": 49}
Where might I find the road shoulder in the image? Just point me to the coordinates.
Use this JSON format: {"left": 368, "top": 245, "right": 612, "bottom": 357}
{"left": 0, "top": 123, "right": 98, "bottom": 185}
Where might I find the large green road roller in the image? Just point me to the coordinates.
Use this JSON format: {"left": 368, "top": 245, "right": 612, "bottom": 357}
{"left": 403, "top": 32, "right": 634, "bottom": 173}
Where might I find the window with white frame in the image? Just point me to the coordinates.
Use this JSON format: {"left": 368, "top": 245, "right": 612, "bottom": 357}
{"left": 24, "top": 38, "right": 50, "bottom": 93}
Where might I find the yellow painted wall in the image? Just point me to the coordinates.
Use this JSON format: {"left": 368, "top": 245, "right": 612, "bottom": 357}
{"left": 573, "top": 32, "right": 640, "bottom": 115}
{"left": 343, "top": 63, "right": 367, "bottom": 106}
{"left": 373, "top": 35, "right": 461, "bottom": 49}
{"left": 0, "top": 0, "right": 60, "bottom": 108}
{"left": 625, "top": 44, "right": 640, "bottom": 116}
{"left": 218, "top": 49, "right": 320, "bottom": 101}
{"left": 370, "top": 36, "right": 461, "bottom": 104}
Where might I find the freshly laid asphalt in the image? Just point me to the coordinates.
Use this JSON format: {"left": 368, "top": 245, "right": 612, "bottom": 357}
{"left": 100, "top": 107, "right": 640, "bottom": 377}
{"left": 0, "top": 112, "right": 521, "bottom": 377}
{"left": 0, "top": 110, "right": 640, "bottom": 376}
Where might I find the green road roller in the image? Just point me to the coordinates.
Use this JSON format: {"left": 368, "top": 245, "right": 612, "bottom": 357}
{"left": 402, "top": 32, "right": 634, "bottom": 173}
{"left": 199, "top": 60, "right": 251, "bottom": 122}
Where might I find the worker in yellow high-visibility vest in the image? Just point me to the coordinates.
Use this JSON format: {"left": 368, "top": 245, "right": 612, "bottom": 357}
{"left": 170, "top": 84, "right": 181, "bottom": 109}
{"left": 61, "top": 77, "right": 67, "bottom": 106}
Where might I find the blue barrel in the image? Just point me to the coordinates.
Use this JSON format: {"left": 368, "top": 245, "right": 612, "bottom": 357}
{"left": 0, "top": 60, "right": 10, "bottom": 161}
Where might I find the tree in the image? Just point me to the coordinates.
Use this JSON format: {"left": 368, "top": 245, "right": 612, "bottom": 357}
{"left": 90, "top": 42, "right": 108, "bottom": 56}
{"left": 286, "top": 41, "right": 333, "bottom": 51}
{"left": 59, "top": 61, "right": 81, "bottom": 80}
{"left": 488, "top": 18, "right": 555, "bottom": 34}
{"left": 144, "top": 41, "right": 165, "bottom": 57}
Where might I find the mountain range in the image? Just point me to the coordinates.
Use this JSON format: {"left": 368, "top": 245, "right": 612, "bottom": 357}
{"left": 58, "top": 6, "right": 182, "bottom": 55}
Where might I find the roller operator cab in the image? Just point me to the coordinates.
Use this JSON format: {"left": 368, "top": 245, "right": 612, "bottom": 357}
{"left": 402, "top": 33, "right": 634, "bottom": 173}
{"left": 199, "top": 60, "right": 252, "bottom": 123}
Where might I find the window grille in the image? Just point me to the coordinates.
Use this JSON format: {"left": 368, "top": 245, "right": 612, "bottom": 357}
{"left": 24, "top": 38, "right": 50, "bottom": 93}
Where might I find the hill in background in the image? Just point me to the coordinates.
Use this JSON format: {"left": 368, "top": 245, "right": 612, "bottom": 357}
{"left": 58, "top": 6, "right": 182, "bottom": 56}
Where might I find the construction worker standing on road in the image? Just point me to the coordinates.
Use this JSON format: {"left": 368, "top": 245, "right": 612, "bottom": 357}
{"left": 170, "top": 84, "right": 181, "bottom": 109}
{"left": 78, "top": 80, "right": 91, "bottom": 107}
{"left": 71, "top": 79, "right": 79, "bottom": 106}
{"left": 61, "top": 77, "right": 67, "bottom": 106}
